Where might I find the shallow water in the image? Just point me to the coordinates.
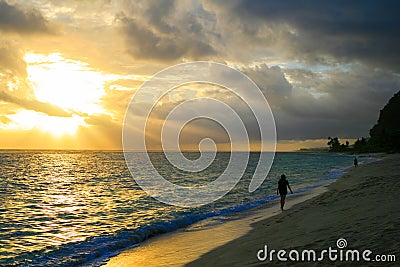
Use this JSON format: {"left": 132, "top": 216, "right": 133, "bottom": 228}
{"left": 0, "top": 151, "right": 373, "bottom": 266}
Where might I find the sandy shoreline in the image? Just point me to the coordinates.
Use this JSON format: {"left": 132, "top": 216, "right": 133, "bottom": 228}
{"left": 103, "top": 187, "right": 326, "bottom": 267}
{"left": 188, "top": 154, "right": 399, "bottom": 266}
{"left": 103, "top": 155, "right": 399, "bottom": 266}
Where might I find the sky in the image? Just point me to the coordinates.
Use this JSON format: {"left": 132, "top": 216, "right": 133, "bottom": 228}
{"left": 0, "top": 0, "right": 399, "bottom": 151}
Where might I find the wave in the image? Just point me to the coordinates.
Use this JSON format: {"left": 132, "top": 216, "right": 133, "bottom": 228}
{"left": 6, "top": 157, "right": 359, "bottom": 267}
{"left": 12, "top": 195, "right": 283, "bottom": 266}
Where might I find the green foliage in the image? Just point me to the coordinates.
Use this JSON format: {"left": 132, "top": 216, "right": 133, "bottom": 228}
{"left": 368, "top": 91, "right": 400, "bottom": 153}
{"left": 327, "top": 137, "right": 350, "bottom": 152}
{"left": 353, "top": 137, "right": 368, "bottom": 153}
{"left": 328, "top": 90, "right": 400, "bottom": 154}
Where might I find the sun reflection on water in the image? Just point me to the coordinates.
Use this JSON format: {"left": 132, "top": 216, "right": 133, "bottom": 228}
{"left": 0, "top": 151, "right": 148, "bottom": 261}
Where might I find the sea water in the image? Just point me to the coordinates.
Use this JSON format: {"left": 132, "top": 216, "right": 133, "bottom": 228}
{"left": 0, "top": 151, "right": 375, "bottom": 266}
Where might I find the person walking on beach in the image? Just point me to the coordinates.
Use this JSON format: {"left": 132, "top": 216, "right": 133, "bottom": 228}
{"left": 354, "top": 157, "right": 358, "bottom": 167}
{"left": 277, "top": 174, "right": 293, "bottom": 211}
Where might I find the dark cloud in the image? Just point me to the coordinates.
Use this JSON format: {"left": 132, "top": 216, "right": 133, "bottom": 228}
{"left": 115, "top": 1, "right": 400, "bottom": 142}
{"left": 0, "top": 0, "right": 54, "bottom": 34}
{"left": 242, "top": 64, "right": 400, "bottom": 139}
{"left": 116, "top": 1, "right": 217, "bottom": 62}
{"left": 117, "top": 14, "right": 216, "bottom": 61}
{"left": 234, "top": 0, "right": 400, "bottom": 70}
{"left": 145, "top": 0, "right": 176, "bottom": 33}
{"left": 283, "top": 66, "right": 400, "bottom": 121}
{"left": 0, "top": 90, "right": 72, "bottom": 117}
{"left": 124, "top": 62, "right": 399, "bottom": 144}
{"left": 120, "top": 0, "right": 399, "bottom": 68}
{"left": 242, "top": 64, "right": 292, "bottom": 108}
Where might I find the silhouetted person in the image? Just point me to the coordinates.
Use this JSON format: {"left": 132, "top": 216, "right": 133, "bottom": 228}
{"left": 277, "top": 174, "right": 293, "bottom": 211}
{"left": 354, "top": 157, "right": 358, "bottom": 167}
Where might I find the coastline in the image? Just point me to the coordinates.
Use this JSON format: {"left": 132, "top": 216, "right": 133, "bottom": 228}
{"left": 102, "top": 152, "right": 358, "bottom": 267}
{"left": 103, "top": 154, "right": 399, "bottom": 266}
{"left": 187, "top": 154, "right": 399, "bottom": 266}
{"left": 103, "top": 187, "right": 327, "bottom": 267}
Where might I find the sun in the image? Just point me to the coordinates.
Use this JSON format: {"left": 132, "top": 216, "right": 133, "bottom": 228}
{"left": 24, "top": 53, "right": 107, "bottom": 115}
{"left": 7, "top": 110, "right": 84, "bottom": 136}
{"left": 10, "top": 53, "right": 113, "bottom": 136}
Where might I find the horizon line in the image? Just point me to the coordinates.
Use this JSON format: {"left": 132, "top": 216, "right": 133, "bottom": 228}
{"left": 0, "top": 148, "right": 328, "bottom": 152}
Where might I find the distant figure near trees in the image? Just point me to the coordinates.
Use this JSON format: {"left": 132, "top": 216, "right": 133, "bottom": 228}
{"left": 277, "top": 174, "right": 293, "bottom": 211}
{"left": 354, "top": 157, "right": 358, "bottom": 167}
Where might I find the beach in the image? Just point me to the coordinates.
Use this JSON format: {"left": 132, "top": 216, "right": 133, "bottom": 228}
{"left": 1, "top": 152, "right": 364, "bottom": 266}
{"left": 103, "top": 187, "right": 326, "bottom": 267}
{"left": 104, "top": 154, "right": 399, "bottom": 266}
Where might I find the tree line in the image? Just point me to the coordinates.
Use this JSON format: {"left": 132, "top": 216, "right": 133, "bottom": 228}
{"left": 328, "top": 91, "right": 400, "bottom": 153}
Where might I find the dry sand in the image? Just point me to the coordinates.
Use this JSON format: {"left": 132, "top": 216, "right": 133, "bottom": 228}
{"left": 103, "top": 189, "right": 326, "bottom": 267}
{"left": 188, "top": 154, "right": 400, "bottom": 266}
{"left": 104, "top": 154, "right": 399, "bottom": 266}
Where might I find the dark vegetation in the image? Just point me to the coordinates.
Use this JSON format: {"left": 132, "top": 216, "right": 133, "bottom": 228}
{"left": 328, "top": 91, "right": 400, "bottom": 153}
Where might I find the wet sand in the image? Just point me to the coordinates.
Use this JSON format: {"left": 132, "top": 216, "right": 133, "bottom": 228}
{"left": 104, "top": 154, "right": 399, "bottom": 266}
{"left": 188, "top": 154, "right": 399, "bottom": 266}
{"left": 103, "top": 188, "right": 326, "bottom": 267}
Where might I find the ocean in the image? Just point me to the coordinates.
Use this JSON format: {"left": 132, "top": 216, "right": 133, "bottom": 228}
{"left": 0, "top": 151, "right": 375, "bottom": 266}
